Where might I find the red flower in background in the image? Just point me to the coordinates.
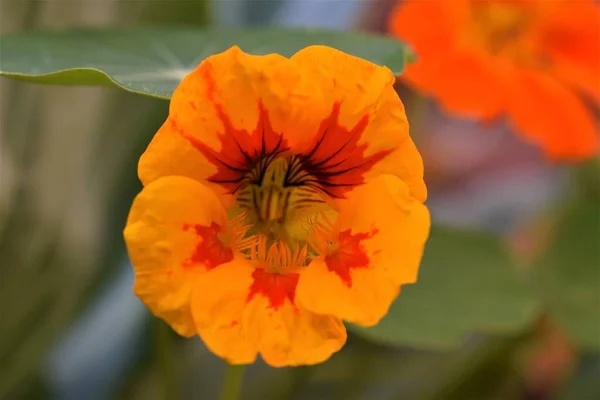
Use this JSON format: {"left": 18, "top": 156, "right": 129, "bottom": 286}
{"left": 389, "top": 0, "right": 599, "bottom": 160}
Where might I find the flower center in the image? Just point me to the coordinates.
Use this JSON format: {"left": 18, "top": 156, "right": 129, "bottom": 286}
{"left": 468, "top": 1, "right": 540, "bottom": 64}
{"left": 234, "top": 155, "right": 329, "bottom": 243}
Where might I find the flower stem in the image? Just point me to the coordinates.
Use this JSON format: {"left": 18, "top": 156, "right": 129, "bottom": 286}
{"left": 407, "top": 91, "right": 428, "bottom": 140}
{"left": 220, "top": 364, "right": 245, "bottom": 400}
{"left": 156, "top": 319, "right": 176, "bottom": 400}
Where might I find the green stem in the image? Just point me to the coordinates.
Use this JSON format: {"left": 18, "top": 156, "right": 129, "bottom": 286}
{"left": 220, "top": 364, "right": 246, "bottom": 400}
{"left": 407, "top": 91, "right": 428, "bottom": 141}
{"left": 156, "top": 319, "right": 176, "bottom": 400}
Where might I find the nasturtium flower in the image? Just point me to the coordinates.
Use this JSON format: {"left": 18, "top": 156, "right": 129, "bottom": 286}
{"left": 124, "top": 46, "right": 430, "bottom": 366}
{"left": 389, "top": 0, "right": 599, "bottom": 160}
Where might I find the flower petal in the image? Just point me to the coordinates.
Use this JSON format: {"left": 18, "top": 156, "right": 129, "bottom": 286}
{"left": 411, "top": 50, "right": 508, "bottom": 120}
{"left": 507, "top": 69, "right": 598, "bottom": 160}
{"left": 540, "top": 0, "right": 600, "bottom": 104}
{"left": 296, "top": 174, "right": 430, "bottom": 327}
{"left": 291, "top": 45, "right": 427, "bottom": 202}
{"left": 191, "top": 260, "right": 347, "bottom": 366}
{"left": 388, "top": 0, "right": 467, "bottom": 57}
{"left": 389, "top": 0, "right": 509, "bottom": 120}
{"left": 139, "top": 46, "right": 326, "bottom": 203}
{"left": 124, "top": 176, "right": 232, "bottom": 336}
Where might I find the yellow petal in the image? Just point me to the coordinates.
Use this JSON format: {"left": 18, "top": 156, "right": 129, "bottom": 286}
{"left": 124, "top": 176, "right": 232, "bottom": 336}
{"left": 291, "top": 45, "right": 427, "bottom": 202}
{"left": 191, "top": 260, "right": 346, "bottom": 366}
{"left": 296, "top": 174, "right": 430, "bottom": 326}
{"left": 139, "top": 46, "right": 327, "bottom": 205}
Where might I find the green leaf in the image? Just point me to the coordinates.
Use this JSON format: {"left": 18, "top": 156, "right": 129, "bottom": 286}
{"left": 350, "top": 227, "right": 539, "bottom": 350}
{"left": 0, "top": 27, "right": 413, "bottom": 100}
{"left": 535, "top": 196, "right": 600, "bottom": 351}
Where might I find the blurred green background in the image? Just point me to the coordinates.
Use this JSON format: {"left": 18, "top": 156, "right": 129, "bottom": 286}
{"left": 0, "top": 0, "right": 598, "bottom": 399}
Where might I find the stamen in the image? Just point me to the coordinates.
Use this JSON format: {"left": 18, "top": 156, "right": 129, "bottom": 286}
{"left": 225, "top": 210, "right": 257, "bottom": 253}
{"left": 235, "top": 156, "right": 328, "bottom": 238}
{"left": 251, "top": 235, "right": 308, "bottom": 272}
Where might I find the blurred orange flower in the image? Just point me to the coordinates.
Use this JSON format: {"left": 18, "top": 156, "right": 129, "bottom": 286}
{"left": 124, "top": 46, "right": 430, "bottom": 366}
{"left": 389, "top": 0, "right": 599, "bottom": 160}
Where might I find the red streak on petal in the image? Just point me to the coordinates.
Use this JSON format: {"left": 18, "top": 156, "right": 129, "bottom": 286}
{"left": 300, "top": 103, "right": 393, "bottom": 198}
{"left": 325, "top": 229, "right": 377, "bottom": 287}
{"left": 178, "top": 61, "right": 391, "bottom": 198}
{"left": 247, "top": 268, "right": 300, "bottom": 310}
{"left": 182, "top": 222, "right": 233, "bottom": 270}
{"left": 180, "top": 63, "right": 288, "bottom": 194}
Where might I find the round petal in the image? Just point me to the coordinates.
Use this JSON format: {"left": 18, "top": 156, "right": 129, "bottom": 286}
{"left": 124, "top": 176, "right": 232, "bottom": 336}
{"left": 507, "top": 69, "right": 598, "bottom": 160}
{"left": 291, "top": 45, "right": 427, "bottom": 202}
{"left": 296, "top": 174, "right": 430, "bottom": 327}
{"left": 138, "top": 45, "right": 327, "bottom": 203}
{"left": 191, "top": 260, "right": 347, "bottom": 366}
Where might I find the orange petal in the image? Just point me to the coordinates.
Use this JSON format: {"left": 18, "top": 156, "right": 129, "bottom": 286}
{"left": 388, "top": 0, "right": 467, "bottom": 58}
{"left": 551, "top": 58, "right": 600, "bottom": 106}
{"left": 296, "top": 174, "right": 430, "bottom": 327}
{"left": 138, "top": 119, "right": 224, "bottom": 199}
{"left": 291, "top": 45, "right": 427, "bottom": 202}
{"left": 124, "top": 176, "right": 233, "bottom": 336}
{"left": 539, "top": 0, "right": 600, "bottom": 104}
{"left": 408, "top": 49, "right": 509, "bottom": 121}
{"left": 507, "top": 69, "right": 598, "bottom": 160}
{"left": 139, "top": 46, "right": 327, "bottom": 203}
{"left": 390, "top": 0, "right": 508, "bottom": 120}
{"left": 191, "top": 260, "right": 347, "bottom": 366}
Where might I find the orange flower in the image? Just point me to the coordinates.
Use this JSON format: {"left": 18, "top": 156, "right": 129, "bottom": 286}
{"left": 124, "top": 46, "right": 430, "bottom": 366}
{"left": 389, "top": 0, "right": 599, "bottom": 160}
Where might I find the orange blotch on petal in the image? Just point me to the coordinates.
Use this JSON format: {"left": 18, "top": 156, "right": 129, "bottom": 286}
{"left": 325, "top": 229, "right": 377, "bottom": 287}
{"left": 247, "top": 268, "right": 300, "bottom": 310}
{"left": 181, "top": 222, "right": 234, "bottom": 270}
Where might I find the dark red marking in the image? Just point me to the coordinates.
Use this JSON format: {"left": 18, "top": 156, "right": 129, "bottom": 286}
{"left": 180, "top": 63, "right": 289, "bottom": 194}
{"left": 325, "top": 229, "right": 377, "bottom": 287}
{"left": 176, "top": 60, "right": 392, "bottom": 198}
{"left": 297, "top": 103, "right": 393, "bottom": 198}
{"left": 247, "top": 268, "right": 300, "bottom": 310}
{"left": 182, "top": 222, "right": 233, "bottom": 270}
